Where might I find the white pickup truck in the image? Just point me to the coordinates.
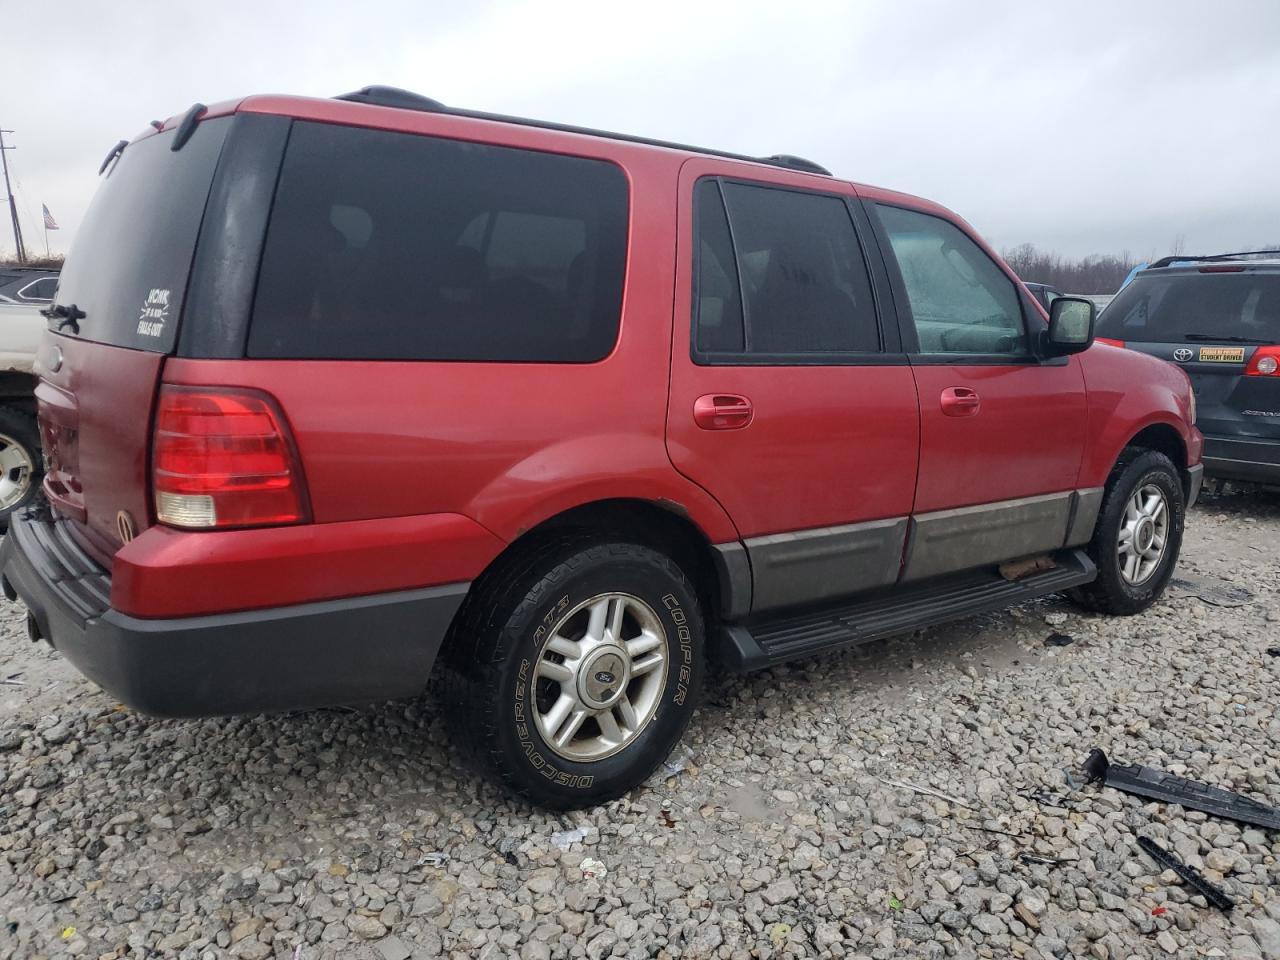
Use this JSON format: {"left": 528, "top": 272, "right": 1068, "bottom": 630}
{"left": 0, "top": 300, "right": 42, "bottom": 527}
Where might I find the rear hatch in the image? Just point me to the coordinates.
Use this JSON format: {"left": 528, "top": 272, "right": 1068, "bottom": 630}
{"left": 36, "top": 117, "right": 230, "bottom": 563}
{"left": 1096, "top": 267, "right": 1280, "bottom": 442}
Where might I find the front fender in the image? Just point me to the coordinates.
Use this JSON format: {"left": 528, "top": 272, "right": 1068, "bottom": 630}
{"left": 1078, "top": 344, "right": 1201, "bottom": 486}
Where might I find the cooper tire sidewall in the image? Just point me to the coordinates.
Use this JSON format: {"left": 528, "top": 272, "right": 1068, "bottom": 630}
{"left": 498, "top": 550, "right": 702, "bottom": 799}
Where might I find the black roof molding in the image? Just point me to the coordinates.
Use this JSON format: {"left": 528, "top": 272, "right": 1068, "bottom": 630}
{"left": 1149, "top": 249, "right": 1280, "bottom": 269}
{"left": 333, "top": 86, "right": 832, "bottom": 177}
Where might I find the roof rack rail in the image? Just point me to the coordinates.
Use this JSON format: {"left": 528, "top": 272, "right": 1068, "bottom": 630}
{"left": 335, "top": 86, "right": 446, "bottom": 113}
{"left": 1149, "top": 249, "right": 1280, "bottom": 269}
{"left": 332, "top": 86, "right": 833, "bottom": 177}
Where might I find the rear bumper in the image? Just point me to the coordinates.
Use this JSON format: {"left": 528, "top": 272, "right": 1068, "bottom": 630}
{"left": 0, "top": 507, "right": 468, "bottom": 717}
{"left": 1201, "top": 435, "right": 1280, "bottom": 485}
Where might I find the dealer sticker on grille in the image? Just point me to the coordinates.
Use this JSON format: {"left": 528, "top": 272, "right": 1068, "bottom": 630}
{"left": 1198, "top": 346, "right": 1245, "bottom": 362}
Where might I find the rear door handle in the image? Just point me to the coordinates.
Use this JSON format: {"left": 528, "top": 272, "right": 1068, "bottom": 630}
{"left": 940, "top": 386, "right": 980, "bottom": 417}
{"left": 694, "top": 394, "right": 753, "bottom": 430}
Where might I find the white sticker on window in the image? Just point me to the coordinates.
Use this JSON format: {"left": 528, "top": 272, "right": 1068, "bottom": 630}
{"left": 137, "top": 288, "right": 171, "bottom": 338}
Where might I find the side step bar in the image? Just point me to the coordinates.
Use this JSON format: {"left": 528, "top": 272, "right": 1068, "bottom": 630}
{"left": 719, "top": 549, "right": 1096, "bottom": 671}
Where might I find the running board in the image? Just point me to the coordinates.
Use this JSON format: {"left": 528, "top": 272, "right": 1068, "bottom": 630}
{"left": 719, "top": 549, "right": 1096, "bottom": 671}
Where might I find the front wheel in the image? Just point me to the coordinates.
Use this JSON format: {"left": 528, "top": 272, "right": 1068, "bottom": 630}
{"left": 439, "top": 541, "right": 704, "bottom": 809}
{"left": 1069, "top": 449, "right": 1185, "bottom": 615}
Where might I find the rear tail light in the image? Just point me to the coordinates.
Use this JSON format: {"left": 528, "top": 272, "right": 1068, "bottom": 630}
{"left": 1246, "top": 346, "right": 1280, "bottom": 377}
{"left": 152, "top": 386, "right": 310, "bottom": 529}
{"left": 1096, "top": 337, "right": 1126, "bottom": 348}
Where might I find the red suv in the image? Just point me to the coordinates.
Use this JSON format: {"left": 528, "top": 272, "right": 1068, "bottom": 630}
{"left": 1, "top": 87, "right": 1203, "bottom": 808}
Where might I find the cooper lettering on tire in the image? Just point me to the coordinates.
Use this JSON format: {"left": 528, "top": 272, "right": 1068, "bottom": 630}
{"left": 438, "top": 540, "right": 704, "bottom": 809}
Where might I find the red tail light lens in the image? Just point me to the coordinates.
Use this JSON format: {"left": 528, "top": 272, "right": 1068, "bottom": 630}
{"left": 1245, "top": 346, "right": 1280, "bottom": 377}
{"left": 152, "top": 386, "right": 310, "bottom": 529}
{"left": 1096, "top": 337, "right": 1126, "bottom": 348}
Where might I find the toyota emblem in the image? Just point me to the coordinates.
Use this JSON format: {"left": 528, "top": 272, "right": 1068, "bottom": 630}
{"left": 1173, "top": 348, "right": 1193, "bottom": 362}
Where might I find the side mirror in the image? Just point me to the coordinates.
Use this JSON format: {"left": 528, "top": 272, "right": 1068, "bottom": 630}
{"left": 1043, "top": 297, "right": 1096, "bottom": 356}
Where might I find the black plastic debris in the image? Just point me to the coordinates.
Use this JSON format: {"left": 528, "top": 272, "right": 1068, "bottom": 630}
{"left": 1082, "top": 749, "right": 1280, "bottom": 830}
{"left": 1044, "top": 633, "right": 1075, "bottom": 647}
{"left": 1167, "top": 576, "right": 1253, "bottom": 608}
{"left": 1137, "top": 836, "right": 1234, "bottom": 912}
{"left": 1266, "top": 647, "right": 1280, "bottom": 658}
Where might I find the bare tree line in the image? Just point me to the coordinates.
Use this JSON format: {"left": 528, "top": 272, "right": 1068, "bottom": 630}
{"left": 1001, "top": 244, "right": 1142, "bottom": 294}
{"left": 1004, "top": 241, "right": 1280, "bottom": 294}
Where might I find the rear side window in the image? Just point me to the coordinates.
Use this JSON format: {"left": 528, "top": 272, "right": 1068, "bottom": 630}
{"left": 877, "top": 204, "right": 1027, "bottom": 357}
{"left": 694, "top": 179, "right": 880, "bottom": 359}
{"left": 1098, "top": 272, "right": 1280, "bottom": 342}
{"left": 51, "top": 119, "right": 230, "bottom": 352}
{"left": 249, "top": 122, "right": 628, "bottom": 362}
{"left": 18, "top": 277, "right": 57, "bottom": 302}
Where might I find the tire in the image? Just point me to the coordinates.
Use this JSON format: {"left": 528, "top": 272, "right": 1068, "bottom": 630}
{"left": 1069, "top": 449, "right": 1184, "bottom": 615}
{"left": 0, "top": 406, "right": 41, "bottom": 532}
{"left": 439, "top": 540, "right": 704, "bottom": 809}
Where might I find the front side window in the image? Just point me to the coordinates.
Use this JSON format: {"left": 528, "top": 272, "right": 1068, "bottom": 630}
{"left": 693, "top": 178, "right": 880, "bottom": 359}
{"left": 877, "top": 204, "right": 1026, "bottom": 357}
{"left": 250, "top": 122, "right": 628, "bottom": 362}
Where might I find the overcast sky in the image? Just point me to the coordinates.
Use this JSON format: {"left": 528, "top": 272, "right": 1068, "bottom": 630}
{"left": 3, "top": 0, "right": 1278, "bottom": 262}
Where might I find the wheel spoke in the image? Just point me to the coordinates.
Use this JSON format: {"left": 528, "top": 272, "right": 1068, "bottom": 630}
{"left": 1151, "top": 498, "right": 1166, "bottom": 524}
{"left": 625, "top": 630, "right": 663, "bottom": 659}
{"left": 630, "top": 653, "right": 663, "bottom": 677}
{"left": 615, "top": 695, "right": 638, "bottom": 732}
{"left": 554, "top": 709, "right": 589, "bottom": 747}
{"left": 536, "top": 659, "right": 574, "bottom": 684}
{"left": 585, "top": 598, "right": 610, "bottom": 644}
{"left": 0, "top": 445, "right": 26, "bottom": 473}
{"left": 542, "top": 693, "right": 575, "bottom": 739}
{"left": 546, "top": 635, "right": 579, "bottom": 659}
{"left": 1124, "top": 550, "right": 1141, "bottom": 581}
{"left": 596, "top": 708, "right": 623, "bottom": 744}
{"left": 605, "top": 596, "right": 626, "bottom": 644}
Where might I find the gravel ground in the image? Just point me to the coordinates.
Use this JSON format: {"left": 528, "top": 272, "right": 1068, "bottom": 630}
{"left": 2, "top": 487, "right": 1279, "bottom": 960}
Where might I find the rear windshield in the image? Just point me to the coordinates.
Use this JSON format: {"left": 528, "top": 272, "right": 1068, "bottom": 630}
{"left": 248, "top": 121, "right": 629, "bottom": 362}
{"left": 1098, "top": 271, "right": 1280, "bottom": 342}
{"left": 51, "top": 119, "right": 229, "bottom": 352}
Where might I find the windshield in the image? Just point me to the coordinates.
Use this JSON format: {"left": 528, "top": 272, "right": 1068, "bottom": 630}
{"left": 1098, "top": 271, "right": 1280, "bottom": 343}
{"left": 51, "top": 118, "right": 229, "bottom": 352}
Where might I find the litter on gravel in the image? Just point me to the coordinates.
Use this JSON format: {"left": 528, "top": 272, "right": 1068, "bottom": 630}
{"left": 549, "top": 826, "right": 588, "bottom": 851}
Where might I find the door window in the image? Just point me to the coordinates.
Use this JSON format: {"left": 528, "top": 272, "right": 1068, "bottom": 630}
{"left": 877, "top": 204, "right": 1027, "bottom": 357}
{"left": 693, "top": 179, "right": 880, "bottom": 360}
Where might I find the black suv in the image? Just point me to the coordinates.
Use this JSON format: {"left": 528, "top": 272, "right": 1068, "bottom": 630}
{"left": 1097, "top": 253, "right": 1280, "bottom": 485}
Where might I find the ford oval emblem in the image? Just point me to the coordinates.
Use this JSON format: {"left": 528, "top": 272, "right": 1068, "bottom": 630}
{"left": 1173, "top": 348, "right": 1193, "bottom": 362}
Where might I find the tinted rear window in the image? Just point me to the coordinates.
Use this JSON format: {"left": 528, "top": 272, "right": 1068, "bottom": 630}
{"left": 1099, "top": 272, "right": 1280, "bottom": 342}
{"left": 52, "top": 119, "right": 229, "bottom": 352}
{"left": 249, "top": 122, "right": 629, "bottom": 362}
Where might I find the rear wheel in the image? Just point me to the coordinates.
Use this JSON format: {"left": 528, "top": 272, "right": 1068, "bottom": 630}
{"left": 439, "top": 540, "right": 704, "bottom": 809}
{"left": 0, "top": 407, "right": 41, "bottom": 531}
{"left": 1070, "top": 449, "right": 1184, "bottom": 615}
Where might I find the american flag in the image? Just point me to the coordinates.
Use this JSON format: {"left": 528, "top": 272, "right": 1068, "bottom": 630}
{"left": 42, "top": 204, "right": 58, "bottom": 230}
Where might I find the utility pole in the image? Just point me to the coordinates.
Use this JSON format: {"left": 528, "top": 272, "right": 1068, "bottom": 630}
{"left": 0, "top": 129, "right": 27, "bottom": 265}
